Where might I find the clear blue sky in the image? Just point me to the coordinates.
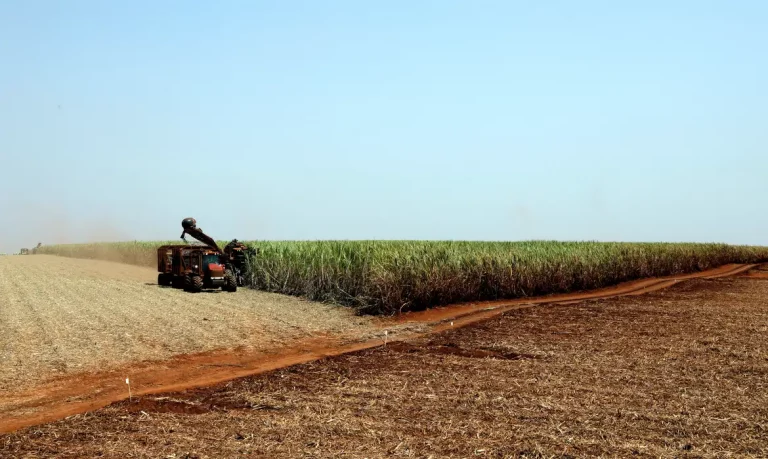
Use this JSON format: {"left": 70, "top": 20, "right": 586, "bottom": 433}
{"left": 1, "top": 1, "right": 766, "bottom": 253}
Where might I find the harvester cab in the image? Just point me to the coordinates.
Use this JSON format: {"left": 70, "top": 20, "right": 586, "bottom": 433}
{"left": 223, "top": 239, "right": 258, "bottom": 286}
{"left": 19, "top": 248, "right": 29, "bottom": 255}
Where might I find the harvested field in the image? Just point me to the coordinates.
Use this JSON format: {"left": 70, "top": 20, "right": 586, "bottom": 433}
{"left": 2, "top": 273, "right": 767, "bottom": 457}
{"left": 0, "top": 255, "right": 373, "bottom": 392}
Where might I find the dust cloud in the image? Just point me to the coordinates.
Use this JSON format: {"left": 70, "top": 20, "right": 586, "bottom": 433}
{"left": 1, "top": 201, "right": 134, "bottom": 254}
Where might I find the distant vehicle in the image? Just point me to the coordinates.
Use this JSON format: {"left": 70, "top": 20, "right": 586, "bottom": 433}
{"left": 19, "top": 244, "right": 41, "bottom": 255}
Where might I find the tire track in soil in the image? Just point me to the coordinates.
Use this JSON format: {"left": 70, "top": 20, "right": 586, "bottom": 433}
{"left": 0, "top": 261, "right": 759, "bottom": 434}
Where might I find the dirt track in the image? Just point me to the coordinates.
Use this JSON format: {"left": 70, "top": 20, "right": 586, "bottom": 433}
{"left": 2, "top": 272, "right": 767, "bottom": 457}
{"left": 0, "top": 257, "right": 761, "bottom": 436}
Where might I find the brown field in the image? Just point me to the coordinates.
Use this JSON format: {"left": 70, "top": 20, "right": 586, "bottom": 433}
{"left": 0, "top": 255, "right": 375, "bottom": 393}
{"left": 2, "top": 265, "right": 767, "bottom": 458}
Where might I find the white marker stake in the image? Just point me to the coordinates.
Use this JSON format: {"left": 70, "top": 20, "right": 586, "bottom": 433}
{"left": 384, "top": 330, "right": 388, "bottom": 346}
{"left": 126, "top": 378, "right": 132, "bottom": 401}
{"left": 451, "top": 321, "right": 454, "bottom": 327}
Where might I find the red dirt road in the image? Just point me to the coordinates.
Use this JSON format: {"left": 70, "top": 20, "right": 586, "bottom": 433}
{"left": 0, "top": 262, "right": 760, "bottom": 434}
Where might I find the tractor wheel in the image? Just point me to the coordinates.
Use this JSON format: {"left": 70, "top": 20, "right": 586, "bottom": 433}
{"left": 224, "top": 270, "right": 237, "bottom": 292}
{"left": 185, "top": 274, "right": 203, "bottom": 292}
{"left": 157, "top": 273, "right": 165, "bottom": 286}
{"left": 191, "top": 275, "right": 203, "bottom": 292}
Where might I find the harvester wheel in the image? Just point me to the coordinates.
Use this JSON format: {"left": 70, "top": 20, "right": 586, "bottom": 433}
{"left": 192, "top": 275, "right": 203, "bottom": 292}
{"left": 224, "top": 270, "right": 238, "bottom": 292}
{"left": 157, "top": 273, "right": 166, "bottom": 286}
{"left": 185, "top": 274, "right": 203, "bottom": 293}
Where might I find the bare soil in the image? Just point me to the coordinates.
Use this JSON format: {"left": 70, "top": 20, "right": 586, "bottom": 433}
{"left": 0, "top": 262, "right": 754, "bottom": 435}
{"left": 0, "top": 255, "right": 373, "bottom": 393}
{"left": 2, "top": 274, "right": 767, "bottom": 458}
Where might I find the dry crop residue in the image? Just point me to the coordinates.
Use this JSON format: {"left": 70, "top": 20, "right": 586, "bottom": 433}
{"left": 3, "top": 276, "right": 768, "bottom": 457}
{"left": 0, "top": 255, "right": 373, "bottom": 393}
{"left": 0, "top": 261, "right": 760, "bottom": 435}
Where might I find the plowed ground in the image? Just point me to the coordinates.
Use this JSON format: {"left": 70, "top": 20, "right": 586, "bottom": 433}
{"left": 0, "top": 255, "right": 373, "bottom": 392}
{"left": 3, "top": 275, "right": 767, "bottom": 458}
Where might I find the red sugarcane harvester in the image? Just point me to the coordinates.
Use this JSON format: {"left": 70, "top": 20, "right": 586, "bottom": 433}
{"left": 156, "top": 218, "right": 257, "bottom": 293}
